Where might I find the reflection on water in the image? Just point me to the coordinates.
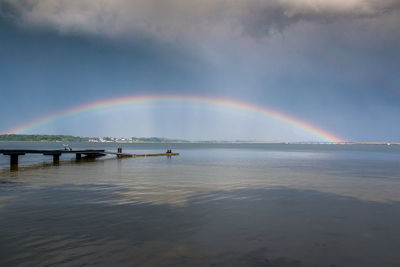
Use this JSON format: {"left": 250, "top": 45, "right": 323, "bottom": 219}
{"left": 1, "top": 142, "right": 400, "bottom": 266}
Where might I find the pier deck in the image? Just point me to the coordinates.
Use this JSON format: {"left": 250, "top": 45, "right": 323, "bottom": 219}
{"left": 0, "top": 149, "right": 179, "bottom": 170}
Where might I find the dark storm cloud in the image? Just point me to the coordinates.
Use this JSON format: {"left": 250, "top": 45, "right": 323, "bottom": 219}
{"left": 241, "top": 0, "right": 400, "bottom": 36}
{"left": 1, "top": 0, "right": 399, "bottom": 38}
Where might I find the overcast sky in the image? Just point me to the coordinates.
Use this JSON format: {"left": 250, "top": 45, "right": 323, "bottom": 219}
{"left": 1, "top": 0, "right": 399, "bottom": 141}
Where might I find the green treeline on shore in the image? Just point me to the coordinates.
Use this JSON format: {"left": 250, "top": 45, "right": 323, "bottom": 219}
{"left": 0, "top": 134, "right": 187, "bottom": 143}
{"left": 0, "top": 134, "right": 89, "bottom": 142}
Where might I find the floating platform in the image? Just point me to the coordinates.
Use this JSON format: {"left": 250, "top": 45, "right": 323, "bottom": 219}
{"left": 107, "top": 152, "right": 180, "bottom": 158}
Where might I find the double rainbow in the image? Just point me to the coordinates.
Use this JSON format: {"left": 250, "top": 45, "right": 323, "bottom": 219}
{"left": 3, "top": 95, "right": 344, "bottom": 142}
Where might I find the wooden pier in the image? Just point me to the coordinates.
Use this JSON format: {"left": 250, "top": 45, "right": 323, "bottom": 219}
{"left": 0, "top": 149, "right": 179, "bottom": 170}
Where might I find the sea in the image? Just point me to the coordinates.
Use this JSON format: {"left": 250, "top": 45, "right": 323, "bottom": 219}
{"left": 1, "top": 142, "right": 400, "bottom": 267}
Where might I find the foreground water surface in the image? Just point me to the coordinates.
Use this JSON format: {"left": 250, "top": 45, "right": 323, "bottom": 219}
{"left": 1, "top": 142, "right": 400, "bottom": 266}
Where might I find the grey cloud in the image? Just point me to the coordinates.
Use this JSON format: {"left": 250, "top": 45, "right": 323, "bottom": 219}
{"left": 1, "top": 0, "right": 399, "bottom": 39}
{"left": 242, "top": 0, "right": 400, "bottom": 37}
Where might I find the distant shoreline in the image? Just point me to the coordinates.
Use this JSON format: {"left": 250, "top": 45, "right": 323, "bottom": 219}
{"left": 0, "top": 134, "right": 399, "bottom": 145}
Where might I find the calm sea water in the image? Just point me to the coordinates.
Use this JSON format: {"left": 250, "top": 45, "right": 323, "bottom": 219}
{"left": 1, "top": 142, "right": 400, "bottom": 266}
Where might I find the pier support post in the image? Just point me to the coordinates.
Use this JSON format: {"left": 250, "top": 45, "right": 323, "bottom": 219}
{"left": 76, "top": 153, "right": 82, "bottom": 160}
{"left": 43, "top": 152, "right": 61, "bottom": 164}
{"left": 53, "top": 154, "right": 60, "bottom": 163}
{"left": 10, "top": 154, "right": 19, "bottom": 166}
{"left": 3, "top": 152, "right": 25, "bottom": 170}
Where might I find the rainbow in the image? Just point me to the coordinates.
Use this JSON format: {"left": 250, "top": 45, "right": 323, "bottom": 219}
{"left": 3, "top": 94, "right": 344, "bottom": 142}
